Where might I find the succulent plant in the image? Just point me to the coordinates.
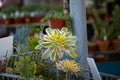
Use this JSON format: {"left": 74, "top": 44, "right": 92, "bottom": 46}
{"left": 92, "top": 9, "right": 113, "bottom": 40}
{"left": 56, "top": 59, "right": 81, "bottom": 75}
{"left": 6, "top": 67, "right": 14, "bottom": 74}
{"left": 26, "top": 36, "right": 39, "bottom": 51}
{"left": 14, "top": 55, "right": 37, "bottom": 80}
{"left": 110, "top": 5, "right": 120, "bottom": 39}
{"left": 41, "top": 12, "right": 71, "bottom": 30}
{"left": 35, "top": 27, "right": 77, "bottom": 62}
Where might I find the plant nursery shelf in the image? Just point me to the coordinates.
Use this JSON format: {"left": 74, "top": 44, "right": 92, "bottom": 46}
{"left": 90, "top": 51, "right": 120, "bottom": 54}
{"left": 0, "top": 23, "right": 41, "bottom": 27}
{"left": 89, "top": 51, "right": 120, "bottom": 63}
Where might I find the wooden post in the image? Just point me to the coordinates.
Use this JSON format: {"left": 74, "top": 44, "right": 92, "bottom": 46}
{"left": 70, "top": 0, "right": 89, "bottom": 78}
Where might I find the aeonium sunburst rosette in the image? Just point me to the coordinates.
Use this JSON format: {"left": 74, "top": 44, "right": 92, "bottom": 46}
{"left": 56, "top": 59, "right": 81, "bottom": 76}
{"left": 35, "top": 27, "right": 77, "bottom": 62}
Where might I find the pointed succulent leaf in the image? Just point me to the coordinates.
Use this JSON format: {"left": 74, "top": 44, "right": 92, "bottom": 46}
{"left": 71, "top": 36, "right": 77, "bottom": 41}
{"left": 54, "top": 29, "right": 59, "bottom": 34}
{"left": 57, "top": 49, "right": 63, "bottom": 58}
{"left": 64, "top": 44, "right": 77, "bottom": 58}
{"left": 50, "top": 48, "right": 56, "bottom": 61}
{"left": 70, "top": 44, "right": 78, "bottom": 50}
{"left": 67, "top": 36, "right": 77, "bottom": 42}
{"left": 61, "top": 27, "right": 68, "bottom": 33}
{"left": 68, "top": 51, "right": 77, "bottom": 58}
{"left": 65, "top": 32, "right": 72, "bottom": 37}
{"left": 43, "top": 35, "right": 50, "bottom": 41}
{"left": 39, "top": 33, "right": 44, "bottom": 39}
{"left": 46, "top": 28, "right": 52, "bottom": 36}
{"left": 35, "top": 44, "right": 42, "bottom": 50}
{"left": 42, "top": 42, "right": 53, "bottom": 47}
{"left": 42, "top": 48, "right": 51, "bottom": 59}
{"left": 65, "top": 40, "right": 76, "bottom": 46}
{"left": 64, "top": 44, "right": 73, "bottom": 51}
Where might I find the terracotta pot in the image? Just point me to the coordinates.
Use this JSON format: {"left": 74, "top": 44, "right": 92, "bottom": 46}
{"left": 24, "top": 16, "right": 31, "bottom": 23}
{"left": 88, "top": 45, "right": 97, "bottom": 53}
{"left": 111, "top": 40, "right": 120, "bottom": 51}
{"left": 99, "top": 13, "right": 108, "bottom": 21}
{"left": 48, "top": 19, "right": 66, "bottom": 29}
{"left": 33, "top": 16, "right": 42, "bottom": 23}
{"left": 4, "top": 18, "right": 14, "bottom": 25}
{"left": 0, "top": 18, "right": 4, "bottom": 24}
{"left": 94, "top": 40, "right": 110, "bottom": 52}
{"left": 86, "top": 12, "right": 93, "bottom": 20}
{"left": 28, "top": 33, "right": 34, "bottom": 39}
{"left": 14, "top": 18, "right": 23, "bottom": 24}
{"left": 95, "top": 55, "right": 105, "bottom": 63}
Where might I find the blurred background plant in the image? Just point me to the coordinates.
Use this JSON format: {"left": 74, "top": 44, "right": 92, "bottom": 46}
{"left": 10, "top": 27, "right": 28, "bottom": 54}
{"left": 26, "top": 36, "right": 39, "bottom": 51}
{"left": 92, "top": 8, "right": 113, "bottom": 41}
{"left": 110, "top": 5, "right": 120, "bottom": 40}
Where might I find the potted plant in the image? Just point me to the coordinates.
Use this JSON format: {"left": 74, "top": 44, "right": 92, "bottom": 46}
{"left": 98, "top": 7, "right": 108, "bottom": 21}
{"left": 1, "top": 5, "right": 18, "bottom": 25}
{"left": 40, "top": 4, "right": 50, "bottom": 14}
{"left": 110, "top": 5, "right": 120, "bottom": 51}
{"left": 0, "top": 13, "right": 4, "bottom": 24}
{"left": 13, "top": 11, "right": 24, "bottom": 24}
{"left": 28, "top": 25, "right": 38, "bottom": 38}
{"left": 33, "top": 9, "right": 43, "bottom": 23}
{"left": 88, "top": 41, "right": 97, "bottom": 53}
{"left": 91, "top": 9, "right": 113, "bottom": 52}
{"left": 21, "top": 5, "right": 37, "bottom": 23}
{"left": 41, "top": 12, "right": 71, "bottom": 30}
{"left": 51, "top": 3, "right": 62, "bottom": 12}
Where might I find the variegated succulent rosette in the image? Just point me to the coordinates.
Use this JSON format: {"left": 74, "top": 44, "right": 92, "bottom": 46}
{"left": 56, "top": 59, "right": 81, "bottom": 76}
{"left": 35, "top": 27, "right": 77, "bottom": 62}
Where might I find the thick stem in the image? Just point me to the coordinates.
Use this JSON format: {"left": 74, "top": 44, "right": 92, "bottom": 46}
{"left": 65, "top": 72, "right": 68, "bottom": 80}
{"left": 65, "top": 72, "right": 70, "bottom": 80}
{"left": 56, "top": 67, "right": 59, "bottom": 80}
{"left": 55, "top": 55, "right": 59, "bottom": 80}
{"left": 68, "top": 72, "right": 70, "bottom": 80}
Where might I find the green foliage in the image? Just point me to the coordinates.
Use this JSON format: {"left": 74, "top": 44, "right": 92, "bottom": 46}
{"left": 0, "top": 60, "right": 8, "bottom": 73}
{"left": 0, "top": 13, "right": 3, "bottom": 18}
{"left": 92, "top": 9, "right": 113, "bottom": 40}
{"left": 51, "top": 4, "right": 62, "bottom": 12}
{"left": 21, "top": 5, "right": 37, "bottom": 12}
{"left": 28, "top": 25, "right": 44, "bottom": 35}
{"left": 14, "top": 55, "right": 37, "bottom": 80}
{"left": 93, "top": 0, "right": 114, "bottom": 8}
{"left": 1, "top": 5, "right": 18, "bottom": 15}
{"left": 6, "top": 67, "right": 14, "bottom": 74}
{"left": 41, "top": 12, "right": 71, "bottom": 30}
{"left": 99, "top": 7, "right": 107, "bottom": 14}
{"left": 42, "top": 12, "right": 64, "bottom": 22}
{"left": 26, "top": 36, "right": 39, "bottom": 51}
{"left": 36, "top": 62, "right": 52, "bottom": 78}
{"left": 40, "top": 4, "right": 50, "bottom": 12}
{"left": 28, "top": 26, "right": 37, "bottom": 35}
{"left": 110, "top": 5, "right": 120, "bottom": 39}
{"left": 33, "top": 75, "right": 43, "bottom": 80}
